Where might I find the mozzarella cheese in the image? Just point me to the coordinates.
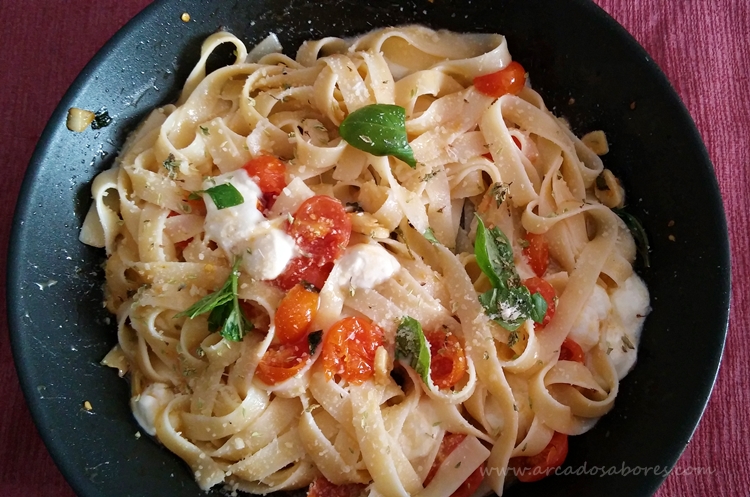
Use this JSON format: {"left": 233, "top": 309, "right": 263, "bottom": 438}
{"left": 602, "top": 274, "right": 650, "bottom": 379}
{"left": 202, "top": 169, "right": 295, "bottom": 280}
{"left": 336, "top": 243, "right": 401, "bottom": 290}
{"left": 131, "top": 382, "right": 174, "bottom": 436}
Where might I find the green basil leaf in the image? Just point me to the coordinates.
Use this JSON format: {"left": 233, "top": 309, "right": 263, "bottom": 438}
{"left": 395, "top": 316, "right": 431, "bottom": 388}
{"left": 339, "top": 104, "right": 417, "bottom": 168}
{"left": 474, "top": 215, "right": 518, "bottom": 289}
{"left": 423, "top": 227, "right": 440, "bottom": 245}
{"left": 478, "top": 282, "right": 547, "bottom": 332}
{"left": 529, "top": 292, "right": 549, "bottom": 323}
{"left": 203, "top": 183, "right": 244, "bottom": 210}
{"left": 612, "top": 208, "right": 650, "bottom": 268}
{"left": 308, "top": 330, "right": 323, "bottom": 355}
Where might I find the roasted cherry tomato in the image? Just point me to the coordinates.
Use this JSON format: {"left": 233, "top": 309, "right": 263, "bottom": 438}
{"left": 321, "top": 316, "right": 384, "bottom": 384}
{"left": 242, "top": 155, "right": 287, "bottom": 206}
{"left": 255, "top": 336, "right": 309, "bottom": 385}
{"left": 509, "top": 431, "right": 569, "bottom": 483}
{"left": 522, "top": 276, "right": 556, "bottom": 329}
{"left": 424, "top": 433, "right": 485, "bottom": 497}
{"left": 289, "top": 195, "right": 351, "bottom": 263}
{"left": 559, "top": 337, "right": 585, "bottom": 363}
{"left": 523, "top": 232, "right": 549, "bottom": 277}
{"left": 426, "top": 330, "right": 467, "bottom": 390}
{"left": 473, "top": 61, "right": 526, "bottom": 98}
{"left": 274, "top": 282, "right": 320, "bottom": 344}
{"left": 272, "top": 257, "right": 333, "bottom": 292}
{"left": 306, "top": 477, "right": 366, "bottom": 497}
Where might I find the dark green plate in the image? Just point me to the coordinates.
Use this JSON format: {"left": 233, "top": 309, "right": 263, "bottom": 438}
{"left": 7, "top": 0, "right": 730, "bottom": 496}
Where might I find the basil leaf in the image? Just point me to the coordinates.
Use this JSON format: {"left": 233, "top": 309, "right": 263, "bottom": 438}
{"left": 529, "top": 291, "right": 549, "bottom": 323}
{"left": 91, "top": 108, "right": 112, "bottom": 130}
{"left": 474, "top": 215, "right": 517, "bottom": 289}
{"left": 612, "top": 208, "right": 650, "bottom": 268}
{"left": 339, "top": 104, "right": 417, "bottom": 168}
{"left": 423, "top": 227, "right": 440, "bottom": 245}
{"left": 203, "top": 183, "right": 244, "bottom": 210}
{"left": 395, "top": 316, "right": 431, "bottom": 387}
{"left": 175, "top": 258, "right": 252, "bottom": 342}
{"left": 308, "top": 330, "right": 323, "bottom": 355}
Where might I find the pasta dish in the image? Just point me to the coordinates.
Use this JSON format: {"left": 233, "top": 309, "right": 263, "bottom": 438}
{"left": 80, "top": 26, "right": 650, "bottom": 497}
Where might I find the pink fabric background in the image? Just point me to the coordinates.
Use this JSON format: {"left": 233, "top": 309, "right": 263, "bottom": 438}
{"left": 0, "top": 1, "right": 747, "bottom": 495}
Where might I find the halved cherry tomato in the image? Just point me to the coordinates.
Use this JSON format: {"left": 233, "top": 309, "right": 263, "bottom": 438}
{"left": 426, "top": 330, "right": 467, "bottom": 390}
{"left": 559, "top": 337, "right": 585, "bottom": 363}
{"left": 307, "top": 477, "right": 366, "bottom": 497}
{"left": 424, "top": 433, "right": 485, "bottom": 497}
{"left": 523, "top": 232, "right": 549, "bottom": 277}
{"left": 509, "top": 431, "right": 568, "bottom": 483}
{"left": 272, "top": 257, "right": 333, "bottom": 291}
{"left": 242, "top": 155, "right": 287, "bottom": 206}
{"left": 289, "top": 195, "right": 351, "bottom": 263}
{"left": 473, "top": 61, "right": 526, "bottom": 98}
{"left": 274, "top": 283, "right": 319, "bottom": 345}
{"left": 321, "top": 316, "right": 384, "bottom": 384}
{"left": 255, "top": 336, "right": 309, "bottom": 385}
{"left": 522, "top": 276, "right": 556, "bottom": 329}
{"left": 174, "top": 237, "right": 192, "bottom": 256}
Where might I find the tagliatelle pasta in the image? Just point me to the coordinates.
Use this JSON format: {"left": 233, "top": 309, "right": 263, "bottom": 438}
{"left": 81, "top": 25, "right": 650, "bottom": 497}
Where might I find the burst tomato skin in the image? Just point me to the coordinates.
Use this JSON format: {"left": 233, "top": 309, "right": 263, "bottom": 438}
{"left": 289, "top": 195, "right": 351, "bottom": 263}
{"left": 425, "top": 330, "right": 467, "bottom": 390}
{"left": 255, "top": 336, "right": 309, "bottom": 385}
{"left": 274, "top": 283, "right": 320, "bottom": 345}
{"left": 523, "top": 232, "right": 549, "bottom": 277}
{"left": 272, "top": 257, "right": 333, "bottom": 291}
{"left": 242, "top": 155, "right": 287, "bottom": 206}
{"left": 424, "top": 433, "right": 486, "bottom": 497}
{"left": 473, "top": 61, "right": 526, "bottom": 98}
{"left": 321, "top": 316, "right": 384, "bottom": 384}
{"left": 509, "top": 431, "right": 569, "bottom": 483}
{"left": 559, "top": 337, "right": 585, "bottom": 363}
{"left": 522, "top": 277, "right": 556, "bottom": 329}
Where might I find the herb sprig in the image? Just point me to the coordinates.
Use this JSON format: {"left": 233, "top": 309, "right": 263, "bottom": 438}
{"left": 475, "top": 216, "right": 547, "bottom": 332}
{"left": 190, "top": 183, "right": 245, "bottom": 210}
{"left": 175, "top": 258, "right": 252, "bottom": 341}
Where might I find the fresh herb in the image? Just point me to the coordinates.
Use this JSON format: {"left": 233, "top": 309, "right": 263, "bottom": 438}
{"left": 175, "top": 258, "right": 252, "bottom": 341}
{"left": 199, "top": 126, "right": 210, "bottom": 136}
{"left": 475, "top": 215, "right": 547, "bottom": 332}
{"left": 423, "top": 227, "right": 440, "bottom": 245}
{"left": 422, "top": 170, "right": 438, "bottom": 182}
{"left": 339, "top": 104, "right": 417, "bottom": 168}
{"left": 163, "top": 153, "right": 179, "bottom": 179}
{"left": 91, "top": 108, "right": 112, "bottom": 130}
{"left": 308, "top": 330, "right": 323, "bottom": 355}
{"left": 395, "top": 316, "right": 431, "bottom": 388}
{"left": 612, "top": 208, "right": 650, "bottom": 268}
{"left": 191, "top": 183, "right": 245, "bottom": 210}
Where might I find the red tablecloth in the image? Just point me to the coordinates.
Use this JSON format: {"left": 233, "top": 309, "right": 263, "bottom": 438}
{"left": 1, "top": 1, "right": 747, "bottom": 496}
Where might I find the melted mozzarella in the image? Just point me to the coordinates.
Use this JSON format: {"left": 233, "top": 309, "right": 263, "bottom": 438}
{"left": 602, "top": 274, "right": 650, "bottom": 379}
{"left": 131, "top": 382, "right": 173, "bottom": 436}
{"left": 336, "top": 243, "right": 401, "bottom": 290}
{"left": 202, "top": 169, "right": 295, "bottom": 280}
{"left": 569, "top": 284, "right": 612, "bottom": 352}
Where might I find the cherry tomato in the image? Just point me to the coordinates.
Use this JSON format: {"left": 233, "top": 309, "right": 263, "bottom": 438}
{"left": 242, "top": 155, "right": 287, "bottom": 206}
{"left": 272, "top": 257, "right": 333, "bottom": 291}
{"left": 174, "top": 237, "right": 192, "bottom": 256}
{"left": 522, "top": 277, "right": 556, "bottom": 329}
{"left": 255, "top": 336, "right": 309, "bottom": 385}
{"left": 321, "top": 316, "right": 384, "bottom": 384}
{"left": 424, "top": 433, "right": 485, "bottom": 497}
{"left": 523, "top": 232, "right": 549, "bottom": 277}
{"left": 307, "top": 477, "right": 366, "bottom": 497}
{"left": 290, "top": 196, "right": 351, "bottom": 263}
{"left": 274, "top": 283, "right": 320, "bottom": 345}
{"left": 473, "top": 61, "right": 526, "bottom": 98}
{"left": 509, "top": 431, "right": 568, "bottom": 483}
{"left": 559, "top": 337, "right": 585, "bottom": 363}
{"left": 426, "top": 330, "right": 467, "bottom": 390}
